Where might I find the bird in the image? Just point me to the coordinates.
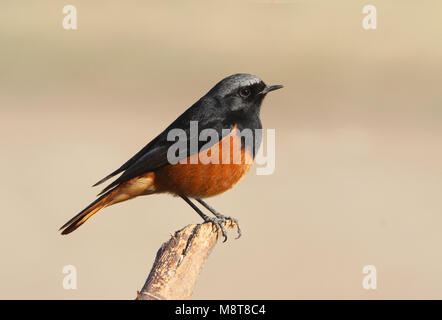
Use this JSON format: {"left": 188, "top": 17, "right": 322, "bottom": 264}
{"left": 59, "top": 73, "right": 283, "bottom": 241}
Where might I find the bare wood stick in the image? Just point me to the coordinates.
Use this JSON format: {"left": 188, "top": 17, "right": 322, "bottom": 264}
{"left": 136, "top": 220, "right": 237, "bottom": 300}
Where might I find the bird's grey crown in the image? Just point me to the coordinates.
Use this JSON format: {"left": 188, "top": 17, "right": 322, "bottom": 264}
{"left": 208, "top": 73, "right": 263, "bottom": 97}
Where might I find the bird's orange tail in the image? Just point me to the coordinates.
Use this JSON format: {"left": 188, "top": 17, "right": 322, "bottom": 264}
{"left": 60, "top": 172, "right": 156, "bottom": 235}
{"left": 59, "top": 191, "right": 112, "bottom": 235}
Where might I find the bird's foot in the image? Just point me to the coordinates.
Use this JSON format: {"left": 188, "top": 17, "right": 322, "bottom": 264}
{"left": 204, "top": 215, "right": 241, "bottom": 242}
{"left": 204, "top": 216, "right": 228, "bottom": 242}
{"left": 222, "top": 216, "right": 242, "bottom": 240}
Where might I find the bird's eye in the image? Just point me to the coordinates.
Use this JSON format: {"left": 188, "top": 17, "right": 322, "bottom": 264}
{"left": 239, "top": 87, "right": 251, "bottom": 98}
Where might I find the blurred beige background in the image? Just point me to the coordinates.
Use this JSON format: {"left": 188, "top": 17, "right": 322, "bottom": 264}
{"left": 1, "top": 0, "right": 442, "bottom": 299}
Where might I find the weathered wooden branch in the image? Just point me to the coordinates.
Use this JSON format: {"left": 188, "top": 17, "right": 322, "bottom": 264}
{"left": 136, "top": 220, "right": 237, "bottom": 300}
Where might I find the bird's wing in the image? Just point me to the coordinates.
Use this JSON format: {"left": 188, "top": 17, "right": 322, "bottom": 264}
{"left": 94, "top": 98, "right": 233, "bottom": 195}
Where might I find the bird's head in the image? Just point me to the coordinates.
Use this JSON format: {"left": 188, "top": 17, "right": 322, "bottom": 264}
{"left": 206, "top": 73, "right": 283, "bottom": 113}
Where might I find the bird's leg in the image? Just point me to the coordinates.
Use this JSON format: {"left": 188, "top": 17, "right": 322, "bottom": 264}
{"left": 196, "top": 198, "right": 241, "bottom": 240}
{"left": 180, "top": 195, "right": 228, "bottom": 242}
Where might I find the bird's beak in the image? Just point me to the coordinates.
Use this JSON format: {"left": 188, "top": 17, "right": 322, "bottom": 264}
{"left": 260, "top": 84, "right": 284, "bottom": 95}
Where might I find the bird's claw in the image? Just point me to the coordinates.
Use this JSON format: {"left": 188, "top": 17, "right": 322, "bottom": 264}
{"left": 204, "top": 216, "right": 241, "bottom": 242}
{"left": 224, "top": 216, "right": 242, "bottom": 240}
{"left": 205, "top": 216, "right": 228, "bottom": 242}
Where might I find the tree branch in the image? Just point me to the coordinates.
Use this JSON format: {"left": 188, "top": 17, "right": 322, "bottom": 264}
{"left": 136, "top": 220, "right": 237, "bottom": 300}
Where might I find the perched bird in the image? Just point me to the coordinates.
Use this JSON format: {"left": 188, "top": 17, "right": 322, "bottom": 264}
{"left": 60, "top": 74, "right": 283, "bottom": 241}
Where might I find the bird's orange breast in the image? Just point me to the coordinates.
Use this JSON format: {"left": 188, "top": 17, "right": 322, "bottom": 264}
{"left": 153, "top": 126, "right": 254, "bottom": 198}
